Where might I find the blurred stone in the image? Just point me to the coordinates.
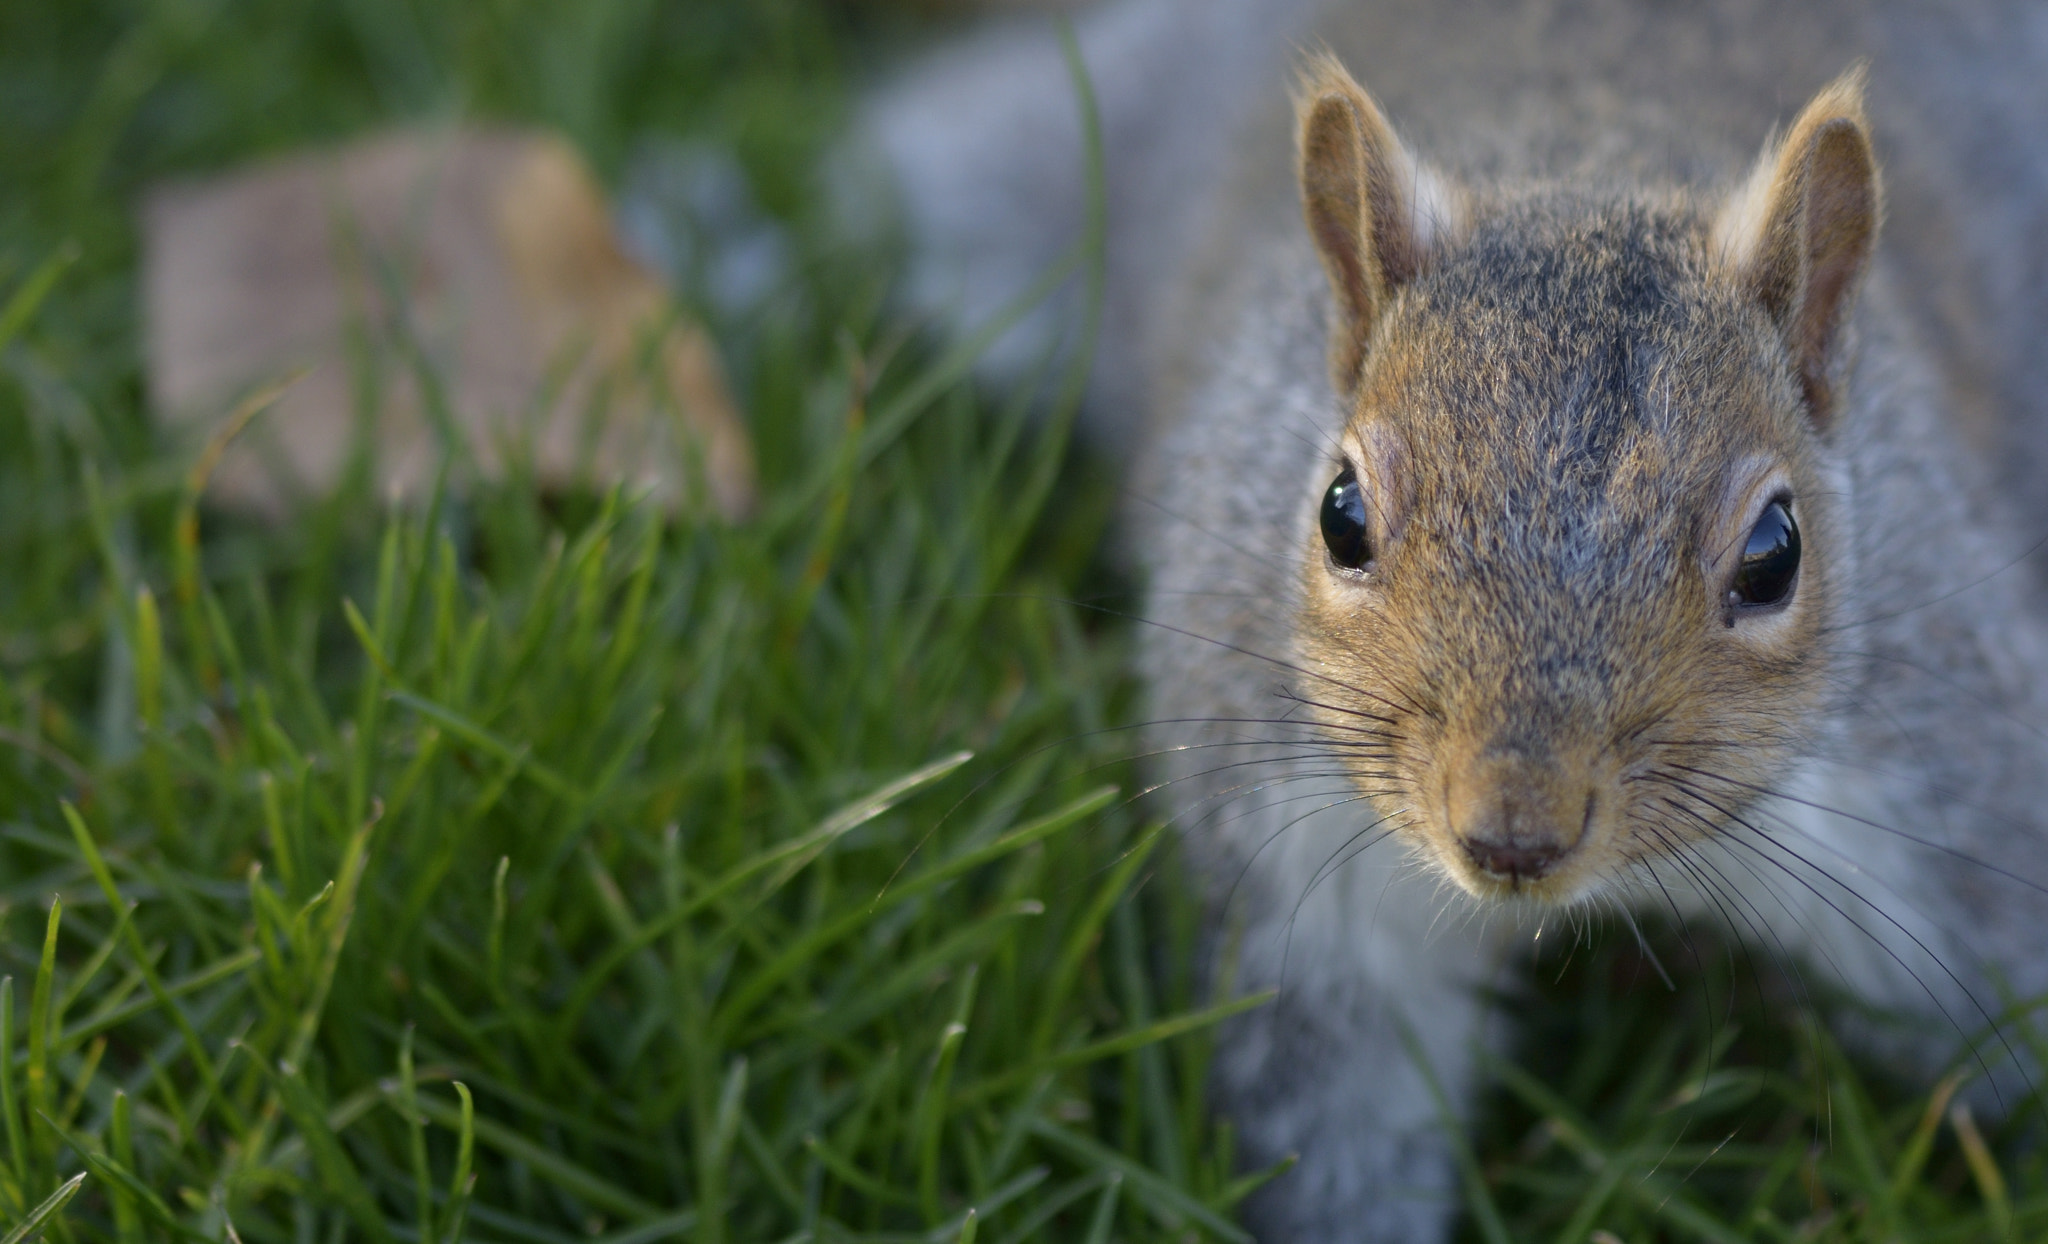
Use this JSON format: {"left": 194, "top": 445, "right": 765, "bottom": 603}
{"left": 142, "top": 127, "right": 756, "bottom": 520}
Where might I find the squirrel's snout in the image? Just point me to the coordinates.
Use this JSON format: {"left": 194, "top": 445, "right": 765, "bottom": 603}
{"left": 1446, "top": 755, "right": 1595, "bottom": 887}
{"left": 1463, "top": 833, "right": 1570, "bottom": 882}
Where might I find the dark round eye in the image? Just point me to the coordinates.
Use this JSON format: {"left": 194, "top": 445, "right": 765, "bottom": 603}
{"left": 1320, "top": 467, "right": 1372, "bottom": 571}
{"left": 1731, "top": 499, "right": 1800, "bottom": 608}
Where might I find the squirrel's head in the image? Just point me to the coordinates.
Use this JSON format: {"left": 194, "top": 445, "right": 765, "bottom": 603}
{"left": 1291, "top": 55, "right": 1880, "bottom": 906}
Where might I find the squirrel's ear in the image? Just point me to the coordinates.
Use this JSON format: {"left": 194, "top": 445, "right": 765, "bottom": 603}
{"left": 1296, "top": 53, "right": 1456, "bottom": 397}
{"left": 1715, "top": 68, "right": 1881, "bottom": 428}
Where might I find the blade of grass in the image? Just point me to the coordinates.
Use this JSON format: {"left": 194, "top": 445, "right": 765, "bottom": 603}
{"left": 60, "top": 802, "right": 247, "bottom": 1134}
{"left": 1025, "top": 1119, "right": 1250, "bottom": 1244}
{"left": 1952, "top": 1102, "right": 2013, "bottom": 1241}
{"left": 443, "top": 1082, "right": 477, "bottom": 1244}
{"left": 25, "top": 900, "right": 59, "bottom": 1177}
{"left": 694, "top": 1056, "right": 747, "bottom": 1244}
{"left": 555, "top": 749, "right": 974, "bottom": 1042}
{"left": 1080, "top": 1172, "right": 1120, "bottom": 1244}
{"left": 42, "top": 1110, "right": 206, "bottom": 1239}
{"left": 717, "top": 786, "right": 1116, "bottom": 1030}
{"left": 403, "top": 1090, "right": 665, "bottom": 1222}
{"left": 0, "top": 1171, "right": 87, "bottom": 1244}
{"left": 0, "top": 980, "right": 22, "bottom": 1203}
{"left": 251, "top": 1058, "right": 396, "bottom": 1244}
{"left": 400, "top": 1028, "right": 433, "bottom": 1242}
{"left": 108, "top": 1090, "right": 140, "bottom": 1244}
{"left": 283, "top": 808, "right": 377, "bottom": 1071}
{"left": 1028, "top": 825, "right": 1162, "bottom": 1058}
{"left": 384, "top": 690, "right": 582, "bottom": 803}
{"left": 0, "top": 244, "right": 77, "bottom": 355}
{"left": 1891, "top": 1073, "right": 1965, "bottom": 1215}
{"left": 916, "top": 965, "right": 978, "bottom": 1223}
{"left": 956, "top": 990, "right": 1274, "bottom": 1107}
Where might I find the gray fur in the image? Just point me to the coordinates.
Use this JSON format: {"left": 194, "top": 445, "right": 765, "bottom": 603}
{"left": 861, "top": 0, "right": 1323, "bottom": 454}
{"left": 863, "top": 2, "right": 2048, "bottom": 1240}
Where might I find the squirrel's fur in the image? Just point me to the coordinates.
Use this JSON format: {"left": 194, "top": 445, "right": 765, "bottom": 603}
{"left": 868, "top": 2, "right": 2048, "bottom": 1239}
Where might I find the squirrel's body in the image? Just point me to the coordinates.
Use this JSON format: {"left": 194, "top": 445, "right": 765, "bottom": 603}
{"left": 869, "top": 2, "right": 2048, "bottom": 1239}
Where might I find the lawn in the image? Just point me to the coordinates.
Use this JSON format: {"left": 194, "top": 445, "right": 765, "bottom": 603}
{"left": 0, "top": 2, "right": 2042, "bottom": 1241}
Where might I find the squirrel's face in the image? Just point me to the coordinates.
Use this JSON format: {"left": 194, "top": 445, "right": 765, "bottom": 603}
{"left": 1290, "top": 59, "right": 1878, "bottom": 906}
{"left": 1298, "top": 204, "right": 1837, "bottom": 904}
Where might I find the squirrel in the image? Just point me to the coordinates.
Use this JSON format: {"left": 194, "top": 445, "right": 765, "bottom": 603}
{"left": 863, "top": 0, "right": 2048, "bottom": 1239}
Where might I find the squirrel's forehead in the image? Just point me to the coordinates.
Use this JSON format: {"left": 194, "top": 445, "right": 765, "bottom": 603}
{"left": 1397, "top": 202, "right": 1715, "bottom": 344}
{"left": 1369, "top": 267, "right": 1754, "bottom": 457}
{"left": 1368, "top": 331, "right": 1712, "bottom": 471}
{"left": 1397, "top": 471, "right": 1702, "bottom": 613}
{"left": 1353, "top": 205, "right": 1771, "bottom": 505}
{"left": 1382, "top": 396, "right": 1712, "bottom": 548}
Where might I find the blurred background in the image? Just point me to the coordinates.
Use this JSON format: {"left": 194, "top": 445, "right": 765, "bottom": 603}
{"left": 4, "top": 0, "right": 913, "bottom": 425}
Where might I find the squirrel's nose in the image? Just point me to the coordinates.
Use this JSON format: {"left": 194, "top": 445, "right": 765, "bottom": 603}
{"left": 1463, "top": 833, "right": 1568, "bottom": 881}
{"left": 1447, "top": 756, "right": 1593, "bottom": 884}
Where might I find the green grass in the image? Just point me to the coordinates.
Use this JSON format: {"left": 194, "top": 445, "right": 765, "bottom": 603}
{"left": 0, "top": 1, "right": 2045, "bottom": 1241}
{"left": 1462, "top": 922, "right": 2048, "bottom": 1242}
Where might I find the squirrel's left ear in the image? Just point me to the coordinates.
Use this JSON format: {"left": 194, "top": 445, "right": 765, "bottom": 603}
{"left": 1716, "top": 68, "right": 1881, "bottom": 430}
{"left": 1296, "top": 53, "right": 1460, "bottom": 399}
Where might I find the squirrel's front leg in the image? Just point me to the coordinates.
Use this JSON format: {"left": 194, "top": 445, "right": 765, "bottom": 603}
{"left": 1212, "top": 848, "right": 1506, "bottom": 1244}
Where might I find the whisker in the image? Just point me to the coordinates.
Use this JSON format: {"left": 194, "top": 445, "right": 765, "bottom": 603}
{"left": 1821, "top": 526, "right": 2048, "bottom": 633}
{"left": 1662, "top": 763, "right": 2048, "bottom": 900}
{"left": 1273, "top": 686, "right": 1401, "bottom": 728}
{"left": 1643, "top": 807, "right": 1834, "bottom": 1026}
{"left": 1124, "top": 487, "right": 1294, "bottom": 570}
{"left": 1655, "top": 776, "right": 2030, "bottom": 1106}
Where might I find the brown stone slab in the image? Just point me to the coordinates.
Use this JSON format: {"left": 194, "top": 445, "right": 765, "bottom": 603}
{"left": 142, "top": 127, "right": 755, "bottom": 519}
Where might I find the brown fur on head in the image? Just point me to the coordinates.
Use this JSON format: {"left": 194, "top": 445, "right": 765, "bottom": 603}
{"left": 1292, "top": 60, "right": 1879, "bottom": 905}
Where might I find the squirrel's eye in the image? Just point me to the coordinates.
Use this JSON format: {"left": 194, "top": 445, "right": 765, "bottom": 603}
{"left": 1731, "top": 500, "right": 1800, "bottom": 608}
{"left": 1320, "top": 468, "right": 1372, "bottom": 571}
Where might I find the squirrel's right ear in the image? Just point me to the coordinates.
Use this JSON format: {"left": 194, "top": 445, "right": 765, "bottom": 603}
{"left": 1296, "top": 53, "right": 1458, "bottom": 398}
